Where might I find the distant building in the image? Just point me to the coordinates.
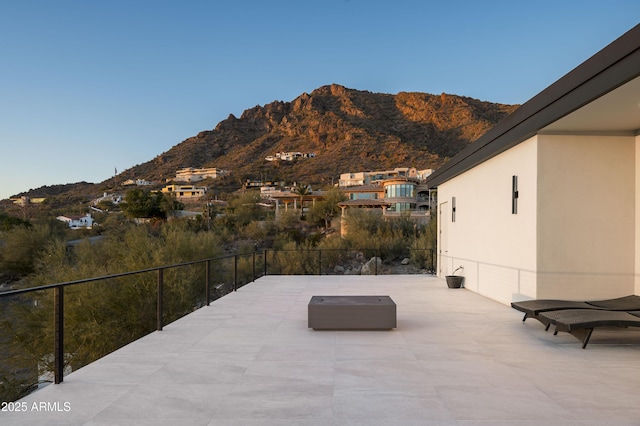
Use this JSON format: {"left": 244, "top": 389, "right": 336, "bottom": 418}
{"left": 161, "top": 184, "right": 207, "bottom": 199}
{"left": 265, "top": 152, "right": 316, "bottom": 161}
{"left": 264, "top": 186, "right": 326, "bottom": 217}
{"left": 339, "top": 167, "right": 433, "bottom": 187}
{"left": 122, "top": 179, "right": 152, "bottom": 186}
{"left": 245, "top": 179, "right": 282, "bottom": 189}
{"left": 175, "top": 167, "right": 228, "bottom": 182}
{"left": 337, "top": 167, "right": 436, "bottom": 224}
{"left": 57, "top": 213, "right": 94, "bottom": 229}
{"left": 11, "top": 196, "right": 46, "bottom": 206}
{"left": 93, "top": 192, "right": 122, "bottom": 207}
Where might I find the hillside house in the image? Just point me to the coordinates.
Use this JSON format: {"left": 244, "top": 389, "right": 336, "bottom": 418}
{"left": 338, "top": 167, "right": 435, "bottom": 224}
{"left": 265, "top": 152, "right": 316, "bottom": 161}
{"left": 57, "top": 213, "right": 94, "bottom": 229}
{"left": 338, "top": 167, "right": 432, "bottom": 187}
{"left": 265, "top": 187, "right": 326, "bottom": 216}
{"left": 175, "top": 167, "right": 227, "bottom": 182}
{"left": 161, "top": 184, "right": 207, "bottom": 199}
{"left": 122, "top": 179, "right": 152, "bottom": 186}
{"left": 92, "top": 192, "right": 122, "bottom": 207}
{"left": 427, "top": 24, "right": 640, "bottom": 305}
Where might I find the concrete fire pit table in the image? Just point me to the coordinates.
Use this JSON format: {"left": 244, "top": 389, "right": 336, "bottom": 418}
{"left": 308, "top": 295, "right": 396, "bottom": 330}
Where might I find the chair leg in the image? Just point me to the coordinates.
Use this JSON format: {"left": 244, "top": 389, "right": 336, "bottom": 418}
{"left": 581, "top": 329, "right": 594, "bottom": 349}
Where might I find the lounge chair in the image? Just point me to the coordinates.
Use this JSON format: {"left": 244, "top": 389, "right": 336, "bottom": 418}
{"left": 536, "top": 309, "right": 640, "bottom": 349}
{"left": 510, "top": 295, "right": 640, "bottom": 328}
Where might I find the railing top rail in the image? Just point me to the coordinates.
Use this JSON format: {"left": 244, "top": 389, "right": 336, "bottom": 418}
{"left": 0, "top": 248, "right": 434, "bottom": 298}
{"left": 0, "top": 252, "right": 248, "bottom": 298}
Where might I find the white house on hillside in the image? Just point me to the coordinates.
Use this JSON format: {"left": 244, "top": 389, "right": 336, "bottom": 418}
{"left": 57, "top": 213, "right": 94, "bottom": 229}
{"left": 427, "top": 24, "right": 640, "bottom": 305}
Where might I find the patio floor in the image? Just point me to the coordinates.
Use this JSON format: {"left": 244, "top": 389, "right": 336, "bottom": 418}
{"left": 4, "top": 275, "right": 640, "bottom": 425}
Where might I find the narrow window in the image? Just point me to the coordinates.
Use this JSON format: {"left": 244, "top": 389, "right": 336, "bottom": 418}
{"left": 512, "top": 175, "right": 518, "bottom": 214}
{"left": 452, "top": 197, "right": 456, "bottom": 222}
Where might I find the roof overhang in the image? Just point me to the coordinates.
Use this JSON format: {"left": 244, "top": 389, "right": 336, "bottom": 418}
{"left": 427, "top": 24, "right": 640, "bottom": 188}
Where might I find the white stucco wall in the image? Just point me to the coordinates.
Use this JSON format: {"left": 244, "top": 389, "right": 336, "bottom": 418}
{"left": 437, "top": 138, "right": 538, "bottom": 304}
{"left": 634, "top": 135, "right": 640, "bottom": 294}
{"left": 537, "top": 134, "right": 636, "bottom": 299}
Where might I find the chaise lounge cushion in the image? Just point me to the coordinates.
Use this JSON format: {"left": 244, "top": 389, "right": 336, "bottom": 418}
{"left": 511, "top": 295, "right": 640, "bottom": 324}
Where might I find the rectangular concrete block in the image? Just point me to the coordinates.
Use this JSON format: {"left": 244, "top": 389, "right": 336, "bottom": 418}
{"left": 308, "top": 295, "right": 396, "bottom": 330}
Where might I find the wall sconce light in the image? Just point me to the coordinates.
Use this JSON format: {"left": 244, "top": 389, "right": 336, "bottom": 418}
{"left": 512, "top": 175, "right": 518, "bottom": 214}
{"left": 452, "top": 196, "right": 456, "bottom": 222}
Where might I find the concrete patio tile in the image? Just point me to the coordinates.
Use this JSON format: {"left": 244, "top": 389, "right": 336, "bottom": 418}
{"left": 334, "top": 358, "right": 436, "bottom": 394}
{"left": 214, "top": 382, "right": 334, "bottom": 420}
{"left": 255, "top": 342, "right": 336, "bottom": 362}
{"left": 89, "top": 383, "right": 233, "bottom": 421}
{"left": 335, "top": 343, "right": 416, "bottom": 361}
{"left": 64, "top": 357, "right": 168, "bottom": 386}
{"left": 436, "top": 384, "right": 576, "bottom": 422}
{"left": 1, "top": 382, "right": 132, "bottom": 425}
{"left": 332, "top": 387, "right": 455, "bottom": 423}
{"left": 418, "top": 358, "right": 526, "bottom": 388}
{"left": 455, "top": 421, "right": 585, "bottom": 426}
{"left": 205, "top": 420, "right": 339, "bottom": 426}
{"left": 87, "top": 419, "right": 210, "bottom": 426}
{"left": 241, "top": 360, "right": 336, "bottom": 386}
{"left": 141, "top": 356, "right": 250, "bottom": 385}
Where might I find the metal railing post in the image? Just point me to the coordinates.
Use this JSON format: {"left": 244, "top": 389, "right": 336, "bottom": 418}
{"left": 54, "top": 285, "right": 64, "bottom": 384}
{"left": 252, "top": 251, "right": 256, "bottom": 282}
{"left": 157, "top": 268, "right": 164, "bottom": 331}
{"left": 233, "top": 255, "right": 238, "bottom": 291}
{"left": 205, "top": 260, "right": 211, "bottom": 306}
{"left": 264, "top": 250, "right": 268, "bottom": 276}
{"left": 318, "top": 249, "right": 322, "bottom": 275}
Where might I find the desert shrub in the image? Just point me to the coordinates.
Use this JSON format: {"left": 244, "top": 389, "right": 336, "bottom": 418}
{"left": 342, "top": 209, "right": 425, "bottom": 261}
{"left": 240, "top": 220, "right": 269, "bottom": 242}
{"left": 410, "top": 214, "right": 437, "bottom": 271}
{"left": 267, "top": 241, "right": 320, "bottom": 275}
{"left": 0, "top": 223, "right": 65, "bottom": 275}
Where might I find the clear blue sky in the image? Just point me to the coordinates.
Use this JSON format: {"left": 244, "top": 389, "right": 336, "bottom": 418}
{"left": 1, "top": 1, "right": 638, "bottom": 200}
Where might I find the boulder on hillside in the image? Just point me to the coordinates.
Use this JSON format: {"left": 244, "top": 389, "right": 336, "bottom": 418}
{"left": 361, "top": 257, "right": 382, "bottom": 275}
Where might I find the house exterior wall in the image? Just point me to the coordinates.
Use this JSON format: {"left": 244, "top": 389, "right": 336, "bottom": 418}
{"left": 536, "top": 134, "right": 635, "bottom": 299}
{"left": 438, "top": 133, "right": 638, "bottom": 304}
{"left": 437, "top": 138, "right": 538, "bottom": 304}
{"left": 175, "top": 167, "right": 226, "bottom": 182}
{"left": 636, "top": 135, "right": 640, "bottom": 294}
{"left": 161, "top": 184, "right": 207, "bottom": 199}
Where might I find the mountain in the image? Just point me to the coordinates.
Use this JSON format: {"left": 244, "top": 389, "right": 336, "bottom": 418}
{"left": 20, "top": 84, "right": 519, "bottom": 199}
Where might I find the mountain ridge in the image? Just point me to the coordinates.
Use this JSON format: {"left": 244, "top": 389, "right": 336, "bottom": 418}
{"left": 15, "top": 84, "right": 519, "bottom": 200}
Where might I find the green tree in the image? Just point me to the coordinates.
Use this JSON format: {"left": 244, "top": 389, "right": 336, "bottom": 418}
{"left": 0, "top": 211, "right": 31, "bottom": 231}
{"left": 120, "top": 189, "right": 166, "bottom": 219}
{"left": 0, "top": 223, "right": 65, "bottom": 276}
{"left": 160, "top": 193, "right": 184, "bottom": 218}
{"left": 226, "top": 190, "right": 263, "bottom": 227}
{"left": 308, "top": 187, "right": 346, "bottom": 229}
{"left": 293, "top": 184, "right": 311, "bottom": 219}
